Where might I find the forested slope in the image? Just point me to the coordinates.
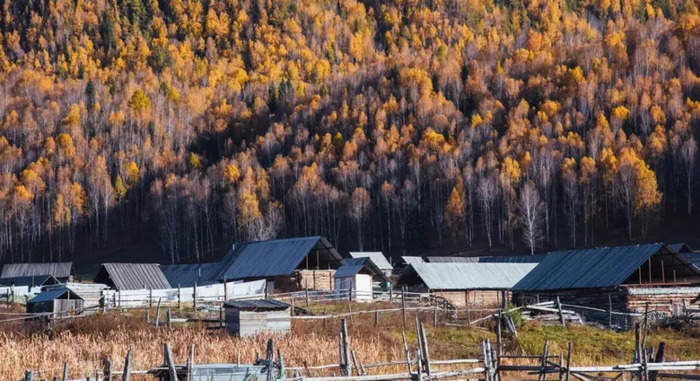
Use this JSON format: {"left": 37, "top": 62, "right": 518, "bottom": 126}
{"left": 0, "top": 0, "right": 698, "bottom": 263}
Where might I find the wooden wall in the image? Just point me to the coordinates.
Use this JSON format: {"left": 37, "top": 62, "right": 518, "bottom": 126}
{"left": 514, "top": 286, "right": 700, "bottom": 315}
{"left": 433, "top": 290, "right": 508, "bottom": 308}
{"left": 274, "top": 270, "right": 335, "bottom": 292}
{"left": 27, "top": 299, "right": 83, "bottom": 315}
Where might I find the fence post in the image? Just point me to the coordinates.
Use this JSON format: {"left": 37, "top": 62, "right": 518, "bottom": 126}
{"left": 608, "top": 294, "right": 613, "bottom": 328}
{"left": 305, "top": 282, "right": 310, "bottom": 307}
{"left": 401, "top": 286, "right": 407, "bottom": 328}
{"left": 62, "top": 362, "right": 68, "bottom": 381}
{"left": 167, "top": 307, "right": 172, "bottom": 330}
{"left": 103, "top": 358, "right": 112, "bottom": 381}
{"left": 224, "top": 278, "right": 228, "bottom": 301}
{"left": 122, "top": 348, "right": 132, "bottom": 381}
{"left": 149, "top": 288, "right": 153, "bottom": 310}
{"left": 556, "top": 296, "right": 565, "bottom": 326}
{"left": 193, "top": 283, "right": 198, "bottom": 311}
{"left": 389, "top": 287, "right": 393, "bottom": 303}
{"left": 178, "top": 284, "right": 182, "bottom": 312}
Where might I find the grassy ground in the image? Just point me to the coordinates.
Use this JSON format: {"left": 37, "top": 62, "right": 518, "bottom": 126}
{"left": 1, "top": 303, "right": 700, "bottom": 380}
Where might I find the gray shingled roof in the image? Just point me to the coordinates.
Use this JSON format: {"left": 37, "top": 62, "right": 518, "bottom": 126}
{"left": 216, "top": 236, "right": 343, "bottom": 280}
{"left": 349, "top": 252, "right": 393, "bottom": 270}
{"left": 160, "top": 263, "right": 220, "bottom": 287}
{"left": 0, "top": 262, "right": 73, "bottom": 279}
{"left": 94, "top": 263, "right": 171, "bottom": 290}
{"left": 513, "top": 243, "right": 700, "bottom": 292}
{"left": 402, "top": 262, "right": 537, "bottom": 290}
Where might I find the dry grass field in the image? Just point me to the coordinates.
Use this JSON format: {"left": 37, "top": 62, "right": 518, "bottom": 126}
{"left": 2, "top": 305, "right": 700, "bottom": 381}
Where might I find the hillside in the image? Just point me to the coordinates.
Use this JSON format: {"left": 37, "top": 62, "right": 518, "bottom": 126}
{"left": 0, "top": 0, "right": 699, "bottom": 264}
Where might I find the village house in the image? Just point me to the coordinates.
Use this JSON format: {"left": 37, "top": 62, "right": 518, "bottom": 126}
{"left": 398, "top": 262, "right": 537, "bottom": 308}
{"left": 512, "top": 243, "right": 700, "bottom": 316}
{"left": 215, "top": 236, "right": 345, "bottom": 292}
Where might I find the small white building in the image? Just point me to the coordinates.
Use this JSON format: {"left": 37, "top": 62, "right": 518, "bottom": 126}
{"left": 334, "top": 258, "right": 389, "bottom": 301}
{"left": 349, "top": 252, "right": 393, "bottom": 277}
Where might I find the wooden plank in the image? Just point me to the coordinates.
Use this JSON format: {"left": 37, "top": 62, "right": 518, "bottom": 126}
{"left": 164, "top": 343, "right": 178, "bottom": 381}
{"left": 121, "top": 350, "right": 131, "bottom": 381}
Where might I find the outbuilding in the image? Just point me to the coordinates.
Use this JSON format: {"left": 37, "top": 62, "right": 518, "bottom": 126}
{"left": 349, "top": 252, "right": 393, "bottom": 277}
{"left": 399, "top": 262, "right": 537, "bottom": 308}
{"left": 27, "top": 288, "right": 84, "bottom": 316}
{"left": 223, "top": 299, "right": 291, "bottom": 337}
{"left": 512, "top": 243, "right": 700, "bottom": 317}
{"left": 334, "top": 257, "right": 390, "bottom": 301}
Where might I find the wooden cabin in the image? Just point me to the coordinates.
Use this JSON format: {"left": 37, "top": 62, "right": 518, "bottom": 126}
{"left": 215, "top": 236, "right": 345, "bottom": 292}
{"left": 512, "top": 243, "right": 700, "bottom": 316}
{"left": 27, "top": 289, "right": 84, "bottom": 316}
{"left": 223, "top": 299, "right": 291, "bottom": 337}
{"left": 398, "top": 262, "right": 537, "bottom": 308}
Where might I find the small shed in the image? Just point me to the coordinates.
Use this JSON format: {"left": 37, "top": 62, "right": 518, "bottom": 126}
{"left": 27, "top": 289, "right": 84, "bottom": 315}
{"left": 349, "top": 252, "right": 393, "bottom": 276}
{"left": 223, "top": 299, "right": 291, "bottom": 337}
{"left": 335, "top": 257, "right": 390, "bottom": 301}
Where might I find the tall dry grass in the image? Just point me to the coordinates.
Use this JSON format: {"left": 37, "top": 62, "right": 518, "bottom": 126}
{"left": 0, "top": 311, "right": 414, "bottom": 381}
{"left": 3, "top": 307, "right": 700, "bottom": 381}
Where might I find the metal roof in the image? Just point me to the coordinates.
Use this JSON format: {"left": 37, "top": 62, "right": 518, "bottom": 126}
{"left": 682, "top": 253, "right": 700, "bottom": 269}
{"left": 402, "top": 256, "right": 425, "bottom": 266}
{"left": 161, "top": 263, "right": 221, "bottom": 287}
{"left": 0, "top": 262, "right": 73, "bottom": 279}
{"left": 512, "top": 243, "right": 698, "bottom": 292}
{"left": 426, "top": 255, "right": 545, "bottom": 263}
{"left": 402, "top": 263, "right": 537, "bottom": 290}
{"left": 670, "top": 243, "right": 694, "bottom": 253}
{"left": 0, "top": 274, "right": 59, "bottom": 287}
{"left": 223, "top": 299, "right": 290, "bottom": 310}
{"left": 28, "top": 288, "right": 82, "bottom": 303}
{"left": 215, "top": 236, "right": 344, "bottom": 280}
{"left": 94, "top": 263, "right": 172, "bottom": 290}
{"left": 349, "top": 252, "right": 393, "bottom": 270}
{"left": 334, "top": 257, "right": 390, "bottom": 283}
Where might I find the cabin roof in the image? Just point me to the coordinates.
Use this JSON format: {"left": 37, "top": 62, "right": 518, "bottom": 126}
{"left": 513, "top": 243, "right": 700, "bottom": 292}
{"left": 95, "top": 263, "right": 171, "bottom": 291}
{"left": 401, "top": 262, "right": 537, "bottom": 290}
{"left": 215, "top": 236, "right": 343, "bottom": 280}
